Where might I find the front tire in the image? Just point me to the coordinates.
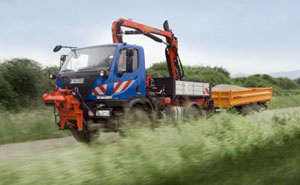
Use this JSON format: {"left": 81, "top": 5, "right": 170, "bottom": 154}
{"left": 70, "top": 120, "right": 100, "bottom": 143}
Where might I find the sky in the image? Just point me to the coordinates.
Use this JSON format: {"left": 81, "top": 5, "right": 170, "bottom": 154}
{"left": 0, "top": 0, "right": 299, "bottom": 74}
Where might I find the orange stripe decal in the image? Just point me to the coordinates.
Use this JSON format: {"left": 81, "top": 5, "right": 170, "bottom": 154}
{"left": 114, "top": 81, "right": 123, "bottom": 93}
{"left": 93, "top": 89, "right": 99, "bottom": 95}
{"left": 205, "top": 88, "right": 209, "bottom": 94}
{"left": 121, "top": 80, "right": 132, "bottom": 91}
{"left": 99, "top": 86, "right": 106, "bottom": 94}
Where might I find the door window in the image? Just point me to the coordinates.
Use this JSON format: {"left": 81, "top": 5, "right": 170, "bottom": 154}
{"left": 117, "top": 49, "right": 138, "bottom": 73}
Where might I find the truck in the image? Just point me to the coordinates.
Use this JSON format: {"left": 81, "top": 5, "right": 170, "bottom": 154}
{"left": 42, "top": 18, "right": 272, "bottom": 142}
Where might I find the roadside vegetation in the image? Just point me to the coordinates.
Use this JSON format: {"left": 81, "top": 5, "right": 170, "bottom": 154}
{"left": 1, "top": 108, "right": 300, "bottom": 185}
{"left": 0, "top": 108, "right": 69, "bottom": 144}
{"left": 0, "top": 58, "right": 59, "bottom": 109}
{"left": 268, "top": 95, "right": 300, "bottom": 110}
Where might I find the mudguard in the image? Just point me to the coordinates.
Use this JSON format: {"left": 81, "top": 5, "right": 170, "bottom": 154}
{"left": 128, "top": 96, "right": 154, "bottom": 110}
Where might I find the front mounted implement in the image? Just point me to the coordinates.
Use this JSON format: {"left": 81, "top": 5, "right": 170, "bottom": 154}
{"left": 42, "top": 89, "right": 84, "bottom": 131}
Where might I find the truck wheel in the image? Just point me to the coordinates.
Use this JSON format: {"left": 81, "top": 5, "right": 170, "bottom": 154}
{"left": 70, "top": 120, "right": 100, "bottom": 143}
{"left": 240, "top": 103, "right": 261, "bottom": 115}
{"left": 240, "top": 104, "right": 255, "bottom": 115}
{"left": 185, "top": 105, "right": 203, "bottom": 120}
{"left": 122, "top": 105, "right": 152, "bottom": 128}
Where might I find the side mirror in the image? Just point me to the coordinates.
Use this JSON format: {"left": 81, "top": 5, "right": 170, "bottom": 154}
{"left": 60, "top": 55, "right": 67, "bottom": 67}
{"left": 53, "top": 45, "right": 62, "bottom": 52}
{"left": 163, "top": 20, "right": 170, "bottom": 31}
{"left": 48, "top": 73, "right": 57, "bottom": 80}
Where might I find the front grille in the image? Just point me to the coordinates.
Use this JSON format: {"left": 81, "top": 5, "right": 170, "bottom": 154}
{"left": 61, "top": 77, "right": 96, "bottom": 97}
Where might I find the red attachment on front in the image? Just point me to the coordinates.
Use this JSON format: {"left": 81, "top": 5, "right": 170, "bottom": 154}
{"left": 42, "top": 89, "right": 83, "bottom": 131}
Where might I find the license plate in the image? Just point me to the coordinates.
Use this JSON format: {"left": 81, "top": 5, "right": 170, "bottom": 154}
{"left": 70, "top": 78, "right": 84, "bottom": 84}
{"left": 96, "top": 110, "right": 111, "bottom": 117}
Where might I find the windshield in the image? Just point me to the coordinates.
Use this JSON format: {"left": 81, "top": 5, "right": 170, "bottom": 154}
{"left": 60, "top": 46, "right": 117, "bottom": 73}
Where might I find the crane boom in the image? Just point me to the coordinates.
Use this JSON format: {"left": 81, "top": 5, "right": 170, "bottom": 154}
{"left": 112, "top": 18, "right": 184, "bottom": 80}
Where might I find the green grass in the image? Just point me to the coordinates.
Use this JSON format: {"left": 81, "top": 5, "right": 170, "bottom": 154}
{"left": 268, "top": 94, "right": 300, "bottom": 109}
{"left": 0, "top": 107, "right": 69, "bottom": 144}
{"left": 1, "top": 108, "right": 300, "bottom": 185}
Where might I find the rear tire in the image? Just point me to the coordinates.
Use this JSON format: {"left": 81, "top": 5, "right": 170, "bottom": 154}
{"left": 185, "top": 105, "right": 203, "bottom": 120}
{"left": 124, "top": 106, "right": 152, "bottom": 126}
{"left": 119, "top": 105, "right": 152, "bottom": 135}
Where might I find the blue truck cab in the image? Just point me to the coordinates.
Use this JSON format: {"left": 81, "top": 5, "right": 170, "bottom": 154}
{"left": 57, "top": 44, "right": 148, "bottom": 110}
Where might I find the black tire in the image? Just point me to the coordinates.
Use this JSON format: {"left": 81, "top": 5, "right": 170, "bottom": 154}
{"left": 124, "top": 106, "right": 152, "bottom": 126}
{"left": 185, "top": 105, "right": 203, "bottom": 120}
{"left": 240, "top": 103, "right": 262, "bottom": 115}
{"left": 70, "top": 120, "right": 100, "bottom": 143}
{"left": 119, "top": 105, "right": 153, "bottom": 135}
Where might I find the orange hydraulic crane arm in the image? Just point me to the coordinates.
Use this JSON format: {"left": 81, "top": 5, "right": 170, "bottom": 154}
{"left": 112, "top": 18, "right": 184, "bottom": 80}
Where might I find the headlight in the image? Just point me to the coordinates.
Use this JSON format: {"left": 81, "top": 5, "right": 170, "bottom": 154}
{"left": 100, "top": 70, "right": 105, "bottom": 77}
{"left": 48, "top": 73, "right": 57, "bottom": 79}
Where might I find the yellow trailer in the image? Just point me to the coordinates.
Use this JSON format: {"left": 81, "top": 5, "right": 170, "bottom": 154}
{"left": 211, "top": 87, "right": 273, "bottom": 108}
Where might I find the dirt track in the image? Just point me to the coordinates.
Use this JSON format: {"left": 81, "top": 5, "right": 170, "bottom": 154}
{"left": 1, "top": 107, "right": 299, "bottom": 158}
{"left": 0, "top": 133, "right": 119, "bottom": 159}
{"left": 0, "top": 137, "right": 75, "bottom": 158}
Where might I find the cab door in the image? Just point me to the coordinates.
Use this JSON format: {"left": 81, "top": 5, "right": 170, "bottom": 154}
{"left": 111, "top": 48, "right": 141, "bottom": 100}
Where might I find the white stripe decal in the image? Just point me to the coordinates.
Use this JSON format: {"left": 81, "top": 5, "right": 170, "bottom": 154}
{"left": 92, "top": 84, "right": 107, "bottom": 95}
{"left": 113, "top": 80, "right": 135, "bottom": 94}
{"left": 95, "top": 87, "right": 103, "bottom": 95}
{"left": 116, "top": 82, "right": 126, "bottom": 93}
{"left": 102, "top": 84, "right": 107, "bottom": 93}
{"left": 124, "top": 80, "right": 134, "bottom": 91}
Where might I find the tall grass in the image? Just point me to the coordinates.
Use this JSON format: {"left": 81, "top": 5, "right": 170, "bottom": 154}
{"left": 1, "top": 93, "right": 299, "bottom": 145}
{"left": 0, "top": 108, "right": 69, "bottom": 144}
{"left": 1, "top": 108, "right": 300, "bottom": 185}
{"left": 268, "top": 94, "right": 300, "bottom": 109}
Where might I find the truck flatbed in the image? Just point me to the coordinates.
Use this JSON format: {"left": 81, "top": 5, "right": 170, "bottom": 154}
{"left": 211, "top": 87, "right": 273, "bottom": 108}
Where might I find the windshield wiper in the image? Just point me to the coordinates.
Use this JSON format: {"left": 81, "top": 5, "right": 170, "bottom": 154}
{"left": 61, "top": 69, "right": 75, "bottom": 72}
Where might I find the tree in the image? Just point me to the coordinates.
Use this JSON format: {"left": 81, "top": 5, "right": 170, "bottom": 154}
{"left": 294, "top": 77, "right": 300, "bottom": 86}
{"left": 0, "top": 58, "right": 44, "bottom": 108}
{"left": 213, "top": 66, "right": 230, "bottom": 78}
{"left": 147, "top": 62, "right": 231, "bottom": 86}
{"left": 276, "top": 77, "right": 298, "bottom": 89}
{"left": 0, "top": 73, "right": 17, "bottom": 108}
